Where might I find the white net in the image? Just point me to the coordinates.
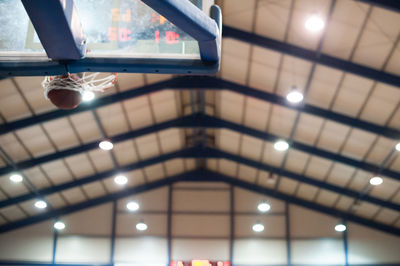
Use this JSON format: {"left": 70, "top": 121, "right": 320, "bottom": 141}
{"left": 42, "top": 72, "right": 117, "bottom": 99}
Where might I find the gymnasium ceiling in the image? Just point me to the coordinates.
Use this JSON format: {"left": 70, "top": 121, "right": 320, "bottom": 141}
{"left": 0, "top": 0, "right": 400, "bottom": 236}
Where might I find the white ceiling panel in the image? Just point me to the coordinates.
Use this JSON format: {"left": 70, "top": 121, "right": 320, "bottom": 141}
{"left": 97, "top": 103, "right": 129, "bottom": 136}
{"left": 0, "top": 79, "right": 31, "bottom": 122}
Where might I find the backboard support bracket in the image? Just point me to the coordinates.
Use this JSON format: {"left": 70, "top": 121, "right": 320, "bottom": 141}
{"left": 21, "top": 0, "right": 86, "bottom": 60}
{"left": 0, "top": 0, "right": 221, "bottom": 76}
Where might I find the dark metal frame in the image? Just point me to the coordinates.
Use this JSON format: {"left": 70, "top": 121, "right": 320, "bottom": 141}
{"left": 1, "top": 113, "right": 398, "bottom": 182}
{"left": 1, "top": 77, "right": 398, "bottom": 139}
{"left": 1, "top": 170, "right": 399, "bottom": 236}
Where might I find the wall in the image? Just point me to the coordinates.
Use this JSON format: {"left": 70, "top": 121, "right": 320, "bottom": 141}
{"left": 0, "top": 184, "right": 399, "bottom": 266}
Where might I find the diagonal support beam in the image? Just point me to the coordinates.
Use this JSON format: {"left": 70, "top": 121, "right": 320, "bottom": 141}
{"left": 21, "top": 0, "right": 86, "bottom": 60}
{"left": 1, "top": 114, "right": 399, "bottom": 182}
{"left": 222, "top": 25, "right": 400, "bottom": 89}
{"left": 0, "top": 78, "right": 173, "bottom": 136}
{"left": 0, "top": 170, "right": 399, "bottom": 236}
{"left": 204, "top": 171, "right": 400, "bottom": 236}
{"left": 0, "top": 171, "right": 196, "bottom": 233}
{"left": 0, "top": 148, "right": 199, "bottom": 209}
{"left": 195, "top": 115, "right": 400, "bottom": 181}
{"left": 172, "top": 76, "right": 400, "bottom": 139}
{"left": 207, "top": 148, "right": 400, "bottom": 212}
{"left": 355, "top": 0, "right": 400, "bottom": 12}
{"left": 1, "top": 77, "right": 398, "bottom": 141}
{"left": 0, "top": 114, "right": 201, "bottom": 176}
{"left": 1, "top": 147, "right": 398, "bottom": 213}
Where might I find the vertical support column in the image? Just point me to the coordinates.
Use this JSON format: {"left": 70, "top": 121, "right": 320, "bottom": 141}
{"left": 343, "top": 222, "right": 349, "bottom": 266}
{"left": 110, "top": 200, "right": 117, "bottom": 266}
{"left": 167, "top": 185, "right": 173, "bottom": 265}
{"left": 51, "top": 224, "right": 58, "bottom": 265}
{"left": 285, "top": 202, "right": 291, "bottom": 266}
{"left": 229, "top": 185, "right": 235, "bottom": 264}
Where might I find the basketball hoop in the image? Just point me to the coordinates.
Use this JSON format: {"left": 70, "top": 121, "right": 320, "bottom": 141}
{"left": 42, "top": 72, "right": 117, "bottom": 109}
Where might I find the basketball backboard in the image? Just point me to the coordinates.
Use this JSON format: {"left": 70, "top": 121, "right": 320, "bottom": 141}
{"left": 0, "top": 0, "right": 221, "bottom": 76}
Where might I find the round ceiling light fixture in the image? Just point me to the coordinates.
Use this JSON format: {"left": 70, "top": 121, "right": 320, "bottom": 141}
{"left": 274, "top": 140, "right": 289, "bottom": 151}
{"left": 369, "top": 176, "right": 383, "bottom": 186}
{"left": 305, "top": 14, "right": 325, "bottom": 32}
{"left": 99, "top": 140, "right": 113, "bottom": 151}
{"left": 257, "top": 201, "right": 271, "bottom": 213}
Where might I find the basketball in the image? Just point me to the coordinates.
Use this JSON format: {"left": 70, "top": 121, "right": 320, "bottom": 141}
{"left": 47, "top": 88, "right": 82, "bottom": 110}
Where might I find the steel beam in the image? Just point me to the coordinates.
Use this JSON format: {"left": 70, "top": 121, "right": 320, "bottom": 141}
{"left": 203, "top": 171, "right": 400, "bottom": 236}
{"left": 0, "top": 78, "right": 172, "bottom": 135}
{"left": 1, "top": 147, "right": 399, "bottom": 215}
{"left": 356, "top": 0, "right": 400, "bottom": 12}
{"left": 21, "top": 0, "right": 86, "bottom": 60}
{"left": 285, "top": 202, "right": 291, "bottom": 266}
{"left": 0, "top": 148, "right": 199, "bottom": 208}
{"left": 0, "top": 115, "right": 202, "bottom": 175}
{"left": 1, "top": 114, "right": 399, "bottom": 182}
{"left": 110, "top": 201, "right": 117, "bottom": 265}
{"left": 207, "top": 148, "right": 400, "bottom": 212}
{"left": 198, "top": 116, "right": 400, "bottom": 181}
{"left": 175, "top": 76, "right": 400, "bottom": 139}
{"left": 0, "top": 171, "right": 201, "bottom": 233}
{"left": 141, "top": 0, "right": 221, "bottom": 62}
{"left": 0, "top": 170, "right": 399, "bottom": 237}
{"left": 1, "top": 77, "right": 399, "bottom": 141}
{"left": 222, "top": 25, "right": 400, "bottom": 89}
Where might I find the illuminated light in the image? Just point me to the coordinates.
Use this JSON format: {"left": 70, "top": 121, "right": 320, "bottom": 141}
{"left": 191, "top": 260, "right": 212, "bottom": 266}
{"left": 99, "top": 140, "right": 113, "bottom": 150}
{"left": 274, "top": 140, "right": 289, "bottom": 151}
{"left": 305, "top": 14, "right": 325, "bottom": 32}
{"left": 257, "top": 201, "right": 271, "bottom": 213}
{"left": 335, "top": 223, "right": 346, "bottom": 232}
{"left": 126, "top": 201, "right": 139, "bottom": 211}
{"left": 395, "top": 142, "right": 400, "bottom": 151}
{"left": 252, "top": 223, "right": 264, "bottom": 232}
{"left": 9, "top": 173, "right": 23, "bottom": 183}
{"left": 114, "top": 174, "right": 128, "bottom": 185}
{"left": 369, "top": 176, "right": 383, "bottom": 186}
{"left": 217, "top": 262, "right": 223, "bottom": 266}
{"left": 136, "top": 221, "right": 148, "bottom": 231}
{"left": 54, "top": 221, "right": 65, "bottom": 230}
{"left": 81, "top": 91, "right": 95, "bottom": 102}
{"left": 34, "top": 200, "right": 47, "bottom": 209}
{"left": 286, "top": 89, "right": 304, "bottom": 104}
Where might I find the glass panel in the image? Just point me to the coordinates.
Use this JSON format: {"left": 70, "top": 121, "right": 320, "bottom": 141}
{"left": 74, "top": 0, "right": 201, "bottom": 59}
{"left": 0, "top": 0, "right": 204, "bottom": 60}
{"left": 0, "top": 0, "right": 46, "bottom": 60}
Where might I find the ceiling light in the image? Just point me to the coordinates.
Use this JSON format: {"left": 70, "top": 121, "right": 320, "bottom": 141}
{"left": 286, "top": 89, "right": 304, "bottom": 104}
{"left": 81, "top": 91, "right": 95, "bottom": 102}
{"left": 34, "top": 200, "right": 47, "bottom": 209}
{"left": 126, "top": 201, "right": 139, "bottom": 211}
{"left": 395, "top": 142, "right": 400, "bottom": 151}
{"left": 369, "top": 176, "right": 383, "bottom": 186}
{"left": 335, "top": 223, "right": 346, "bottom": 232}
{"left": 54, "top": 221, "right": 66, "bottom": 230}
{"left": 274, "top": 140, "right": 289, "bottom": 151}
{"left": 136, "top": 221, "right": 148, "bottom": 231}
{"left": 114, "top": 174, "right": 128, "bottom": 185}
{"left": 99, "top": 140, "right": 113, "bottom": 151}
{"left": 305, "top": 14, "right": 325, "bottom": 32}
{"left": 9, "top": 173, "right": 23, "bottom": 183}
{"left": 257, "top": 201, "right": 271, "bottom": 213}
{"left": 252, "top": 223, "right": 264, "bottom": 232}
